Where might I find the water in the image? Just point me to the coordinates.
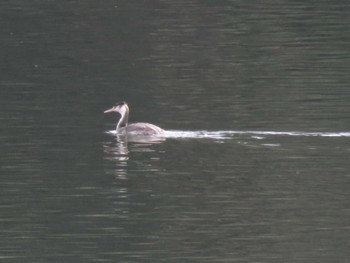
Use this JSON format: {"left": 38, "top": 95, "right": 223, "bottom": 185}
{"left": 1, "top": 1, "right": 350, "bottom": 262}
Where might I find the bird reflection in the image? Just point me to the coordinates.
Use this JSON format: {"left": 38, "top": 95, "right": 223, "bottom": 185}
{"left": 103, "top": 133, "right": 165, "bottom": 162}
{"left": 103, "top": 133, "right": 165, "bottom": 181}
{"left": 102, "top": 133, "right": 165, "bottom": 221}
{"left": 103, "top": 135, "right": 129, "bottom": 162}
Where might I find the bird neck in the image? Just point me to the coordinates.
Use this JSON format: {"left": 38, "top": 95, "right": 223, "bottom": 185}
{"left": 116, "top": 109, "right": 129, "bottom": 130}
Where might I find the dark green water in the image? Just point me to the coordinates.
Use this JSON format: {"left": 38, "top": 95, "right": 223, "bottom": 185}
{"left": 1, "top": 1, "right": 350, "bottom": 262}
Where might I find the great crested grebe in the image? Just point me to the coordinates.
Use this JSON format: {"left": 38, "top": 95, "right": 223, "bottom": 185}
{"left": 104, "top": 101, "right": 164, "bottom": 135}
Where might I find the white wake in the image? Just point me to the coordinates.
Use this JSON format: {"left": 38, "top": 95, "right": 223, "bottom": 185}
{"left": 106, "top": 130, "right": 350, "bottom": 140}
{"left": 163, "top": 130, "right": 350, "bottom": 139}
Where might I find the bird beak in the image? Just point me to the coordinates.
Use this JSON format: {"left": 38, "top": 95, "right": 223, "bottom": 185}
{"left": 104, "top": 107, "right": 114, "bottom": 113}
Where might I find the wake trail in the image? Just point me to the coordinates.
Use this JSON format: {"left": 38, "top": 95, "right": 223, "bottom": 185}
{"left": 163, "top": 130, "right": 350, "bottom": 139}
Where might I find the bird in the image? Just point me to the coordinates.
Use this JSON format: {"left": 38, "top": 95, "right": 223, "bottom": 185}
{"left": 104, "top": 101, "right": 164, "bottom": 135}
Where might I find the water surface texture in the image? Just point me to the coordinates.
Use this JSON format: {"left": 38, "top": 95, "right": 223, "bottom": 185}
{"left": 1, "top": 1, "right": 350, "bottom": 262}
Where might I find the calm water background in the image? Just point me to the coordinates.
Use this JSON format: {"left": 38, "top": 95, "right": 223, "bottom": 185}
{"left": 1, "top": 1, "right": 350, "bottom": 262}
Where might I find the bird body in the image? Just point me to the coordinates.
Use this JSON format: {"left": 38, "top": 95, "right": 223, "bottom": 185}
{"left": 104, "top": 101, "right": 164, "bottom": 135}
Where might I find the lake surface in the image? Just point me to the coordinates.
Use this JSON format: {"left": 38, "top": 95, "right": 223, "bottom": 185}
{"left": 1, "top": 1, "right": 350, "bottom": 262}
